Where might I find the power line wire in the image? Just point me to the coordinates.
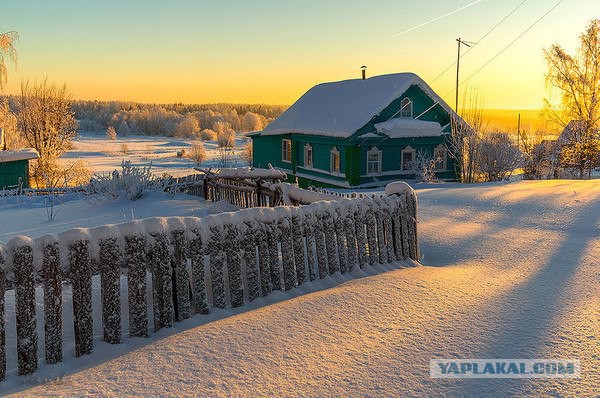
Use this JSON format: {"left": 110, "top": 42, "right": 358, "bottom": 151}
{"left": 445, "top": 0, "right": 564, "bottom": 99}
{"left": 430, "top": 0, "right": 528, "bottom": 85}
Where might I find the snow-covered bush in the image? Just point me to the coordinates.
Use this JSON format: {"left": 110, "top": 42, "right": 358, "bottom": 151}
{"left": 88, "top": 160, "right": 169, "bottom": 201}
{"left": 410, "top": 151, "right": 439, "bottom": 183}
{"left": 106, "top": 126, "right": 117, "bottom": 140}
{"left": 199, "top": 128, "right": 217, "bottom": 141}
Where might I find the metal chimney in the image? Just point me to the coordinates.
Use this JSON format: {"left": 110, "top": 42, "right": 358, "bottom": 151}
{"left": 361, "top": 65, "right": 367, "bottom": 80}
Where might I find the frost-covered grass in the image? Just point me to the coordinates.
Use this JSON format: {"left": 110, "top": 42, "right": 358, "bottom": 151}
{"left": 3, "top": 179, "right": 598, "bottom": 397}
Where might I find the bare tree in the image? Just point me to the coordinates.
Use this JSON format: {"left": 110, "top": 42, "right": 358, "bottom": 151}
{"left": 186, "top": 141, "right": 206, "bottom": 165}
{"left": 0, "top": 31, "right": 18, "bottom": 90}
{"left": 448, "top": 88, "right": 485, "bottom": 183}
{"left": 239, "top": 141, "right": 253, "bottom": 166}
{"left": 15, "top": 79, "right": 79, "bottom": 187}
{"left": 475, "top": 132, "right": 522, "bottom": 181}
{"left": 544, "top": 19, "right": 600, "bottom": 178}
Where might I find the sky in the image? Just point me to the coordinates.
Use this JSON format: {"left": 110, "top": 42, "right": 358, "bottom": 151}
{"left": 1, "top": 0, "right": 599, "bottom": 109}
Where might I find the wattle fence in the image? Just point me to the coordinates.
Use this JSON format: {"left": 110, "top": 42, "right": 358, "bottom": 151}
{"left": 0, "top": 184, "right": 418, "bottom": 382}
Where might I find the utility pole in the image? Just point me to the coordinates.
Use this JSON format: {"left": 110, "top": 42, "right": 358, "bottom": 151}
{"left": 517, "top": 113, "right": 521, "bottom": 150}
{"left": 455, "top": 38, "right": 472, "bottom": 114}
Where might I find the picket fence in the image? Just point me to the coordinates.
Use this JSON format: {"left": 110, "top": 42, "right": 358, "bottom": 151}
{"left": 0, "top": 185, "right": 418, "bottom": 382}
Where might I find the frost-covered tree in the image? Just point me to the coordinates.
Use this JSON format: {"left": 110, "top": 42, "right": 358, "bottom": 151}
{"left": 475, "top": 132, "right": 522, "bottom": 181}
{"left": 175, "top": 114, "right": 200, "bottom": 138}
{"left": 106, "top": 125, "right": 117, "bottom": 140}
{"left": 186, "top": 141, "right": 206, "bottom": 165}
{"left": 239, "top": 141, "right": 253, "bottom": 166}
{"left": 544, "top": 19, "right": 600, "bottom": 178}
{"left": 15, "top": 79, "right": 78, "bottom": 187}
{"left": 0, "top": 31, "right": 18, "bottom": 90}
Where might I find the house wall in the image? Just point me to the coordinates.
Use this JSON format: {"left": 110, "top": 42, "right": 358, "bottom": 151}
{"left": 0, "top": 159, "right": 30, "bottom": 190}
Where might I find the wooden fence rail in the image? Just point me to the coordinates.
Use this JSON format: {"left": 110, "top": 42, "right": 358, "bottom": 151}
{"left": 0, "top": 184, "right": 418, "bottom": 382}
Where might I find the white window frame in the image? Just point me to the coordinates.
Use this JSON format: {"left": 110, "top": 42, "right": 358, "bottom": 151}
{"left": 433, "top": 144, "right": 447, "bottom": 171}
{"left": 282, "top": 139, "right": 291, "bottom": 163}
{"left": 400, "top": 97, "right": 413, "bottom": 118}
{"left": 330, "top": 146, "right": 340, "bottom": 173}
{"left": 304, "top": 143, "right": 313, "bottom": 168}
{"left": 401, "top": 145, "right": 415, "bottom": 171}
{"left": 366, "top": 147, "right": 382, "bottom": 175}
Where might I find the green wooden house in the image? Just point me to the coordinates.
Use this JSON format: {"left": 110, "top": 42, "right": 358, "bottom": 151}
{"left": 0, "top": 148, "right": 39, "bottom": 190}
{"left": 250, "top": 72, "right": 462, "bottom": 188}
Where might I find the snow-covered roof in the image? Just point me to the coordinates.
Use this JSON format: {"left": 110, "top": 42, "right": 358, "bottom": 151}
{"left": 261, "top": 72, "right": 454, "bottom": 138}
{"left": 0, "top": 148, "right": 39, "bottom": 163}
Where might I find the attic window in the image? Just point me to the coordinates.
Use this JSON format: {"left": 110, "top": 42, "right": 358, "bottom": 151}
{"left": 304, "top": 143, "right": 313, "bottom": 168}
{"left": 400, "top": 98, "right": 412, "bottom": 118}
{"left": 367, "top": 147, "right": 382, "bottom": 175}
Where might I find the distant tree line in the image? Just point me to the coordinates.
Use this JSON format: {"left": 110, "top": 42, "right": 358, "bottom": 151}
{"left": 71, "top": 101, "right": 287, "bottom": 137}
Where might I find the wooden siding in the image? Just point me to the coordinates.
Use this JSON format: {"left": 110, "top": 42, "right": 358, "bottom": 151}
{"left": 0, "top": 159, "right": 29, "bottom": 190}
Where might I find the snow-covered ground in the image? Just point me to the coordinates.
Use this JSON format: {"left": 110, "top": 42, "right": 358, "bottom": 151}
{"left": 2, "top": 179, "right": 597, "bottom": 397}
{"left": 63, "top": 132, "right": 251, "bottom": 177}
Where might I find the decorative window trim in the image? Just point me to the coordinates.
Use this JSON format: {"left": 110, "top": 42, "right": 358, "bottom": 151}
{"left": 366, "top": 147, "right": 382, "bottom": 175}
{"left": 401, "top": 145, "right": 415, "bottom": 171}
{"left": 282, "top": 139, "right": 292, "bottom": 163}
{"left": 433, "top": 144, "right": 447, "bottom": 171}
{"left": 400, "top": 97, "right": 413, "bottom": 118}
{"left": 330, "top": 146, "right": 340, "bottom": 173}
{"left": 304, "top": 143, "right": 314, "bottom": 168}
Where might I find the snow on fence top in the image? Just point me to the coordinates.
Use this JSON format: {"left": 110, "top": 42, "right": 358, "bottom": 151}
{"left": 0, "top": 182, "right": 419, "bottom": 382}
{"left": 206, "top": 167, "right": 287, "bottom": 180}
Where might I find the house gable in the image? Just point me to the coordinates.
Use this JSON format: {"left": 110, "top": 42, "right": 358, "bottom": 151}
{"left": 350, "top": 84, "right": 451, "bottom": 140}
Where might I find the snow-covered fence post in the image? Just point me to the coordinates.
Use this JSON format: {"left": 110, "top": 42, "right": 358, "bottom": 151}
{"left": 66, "top": 233, "right": 94, "bottom": 357}
{"left": 400, "top": 195, "right": 411, "bottom": 259}
{"left": 10, "top": 237, "right": 38, "bottom": 373}
{"left": 302, "top": 212, "right": 318, "bottom": 282}
{"left": 384, "top": 182, "right": 418, "bottom": 260}
{"left": 277, "top": 211, "right": 296, "bottom": 291}
{"left": 364, "top": 200, "right": 378, "bottom": 265}
{"left": 241, "top": 221, "right": 260, "bottom": 303}
{"left": 144, "top": 219, "right": 174, "bottom": 331}
{"left": 256, "top": 222, "right": 272, "bottom": 296}
{"left": 171, "top": 226, "right": 191, "bottom": 320}
{"left": 322, "top": 204, "right": 340, "bottom": 275}
{"left": 314, "top": 211, "right": 329, "bottom": 279}
{"left": 41, "top": 235, "right": 62, "bottom": 364}
{"left": 189, "top": 226, "right": 209, "bottom": 315}
{"left": 388, "top": 195, "right": 405, "bottom": 260}
{"left": 407, "top": 190, "right": 419, "bottom": 260}
{"left": 380, "top": 197, "right": 396, "bottom": 262}
{"left": 0, "top": 244, "right": 6, "bottom": 381}
{"left": 334, "top": 205, "right": 348, "bottom": 274}
{"left": 354, "top": 203, "right": 368, "bottom": 267}
{"left": 343, "top": 203, "right": 359, "bottom": 272}
{"left": 224, "top": 222, "right": 244, "bottom": 307}
{"left": 266, "top": 220, "right": 282, "bottom": 291}
{"left": 207, "top": 223, "right": 227, "bottom": 309}
{"left": 97, "top": 231, "right": 122, "bottom": 344}
{"left": 291, "top": 212, "right": 307, "bottom": 285}
{"left": 123, "top": 224, "right": 148, "bottom": 338}
{"left": 373, "top": 198, "right": 388, "bottom": 264}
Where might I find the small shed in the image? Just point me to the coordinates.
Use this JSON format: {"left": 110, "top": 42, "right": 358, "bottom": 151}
{"left": 0, "top": 148, "right": 39, "bottom": 190}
